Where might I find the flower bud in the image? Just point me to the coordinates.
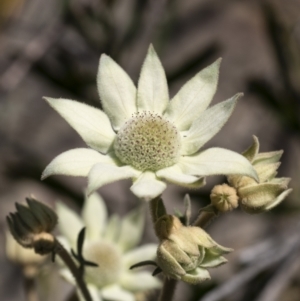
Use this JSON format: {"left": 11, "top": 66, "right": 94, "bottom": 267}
{"left": 228, "top": 136, "right": 292, "bottom": 213}
{"left": 210, "top": 184, "right": 238, "bottom": 212}
{"left": 6, "top": 197, "right": 58, "bottom": 255}
{"left": 155, "top": 215, "right": 232, "bottom": 284}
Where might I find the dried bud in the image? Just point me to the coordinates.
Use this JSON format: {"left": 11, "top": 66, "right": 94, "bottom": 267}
{"left": 155, "top": 215, "right": 232, "bottom": 284}
{"left": 228, "top": 136, "right": 292, "bottom": 213}
{"left": 6, "top": 197, "right": 58, "bottom": 255}
{"left": 210, "top": 184, "right": 238, "bottom": 212}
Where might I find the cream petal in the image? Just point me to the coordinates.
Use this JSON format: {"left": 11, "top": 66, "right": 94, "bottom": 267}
{"left": 137, "top": 45, "right": 169, "bottom": 115}
{"left": 101, "top": 284, "right": 135, "bottom": 301}
{"left": 103, "top": 214, "right": 121, "bottom": 243}
{"left": 117, "top": 206, "right": 145, "bottom": 252}
{"left": 121, "top": 271, "right": 162, "bottom": 291}
{"left": 44, "top": 98, "right": 115, "bottom": 153}
{"left": 56, "top": 202, "right": 84, "bottom": 248}
{"left": 164, "top": 59, "right": 221, "bottom": 131}
{"left": 242, "top": 135, "right": 260, "bottom": 162}
{"left": 181, "top": 267, "right": 211, "bottom": 284}
{"left": 239, "top": 183, "right": 292, "bottom": 213}
{"left": 179, "top": 147, "right": 259, "bottom": 181}
{"left": 255, "top": 162, "right": 281, "bottom": 182}
{"left": 130, "top": 171, "right": 167, "bottom": 201}
{"left": 270, "top": 177, "right": 291, "bottom": 186}
{"left": 123, "top": 243, "right": 157, "bottom": 269}
{"left": 97, "top": 55, "right": 137, "bottom": 130}
{"left": 253, "top": 150, "right": 283, "bottom": 165}
{"left": 181, "top": 93, "right": 242, "bottom": 155}
{"left": 41, "top": 148, "right": 114, "bottom": 180}
{"left": 156, "top": 165, "right": 206, "bottom": 188}
{"left": 87, "top": 163, "right": 140, "bottom": 196}
{"left": 265, "top": 188, "right": 292, "bottom": 211}
{"left": 82, "top": 192, "right": 108, "bottom": 240}
{"left": 200, "top": 256, "right": 228, "bottom": 268}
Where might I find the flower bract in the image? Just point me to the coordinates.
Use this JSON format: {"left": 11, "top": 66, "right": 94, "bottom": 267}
{"left": 155, "top": 215, "right": 232, "bottom": 284}
{"left": 42, "top": 45, "right": 258, "bottom": 201}
{"left": 6, "top": 197, "right": 58, "bottom": 255}
{"left": 228, "top": 135, "right": 292, "bottom": 213}
{"left": 57, "top": 192, "right": 161, "bottom": 301}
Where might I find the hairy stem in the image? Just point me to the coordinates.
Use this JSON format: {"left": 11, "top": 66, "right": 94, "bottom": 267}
{"left": 158, "top": 277, "right": 177, "bottom": 301}
{"left": 55, "top": 239, "right": 92, "bottom": 301}
{"left": 149, "top": 197, "right": 167, "bottom": 224}
{"left": 193, "top": 210, "right": 219, "bottom": 229}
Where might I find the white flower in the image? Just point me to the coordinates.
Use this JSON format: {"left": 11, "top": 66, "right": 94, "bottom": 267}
{"left": 57, "top": 192, "right": 160, "bottom": 301}
{"left": 42, "top": 45, "right": 258, "bottom": 201}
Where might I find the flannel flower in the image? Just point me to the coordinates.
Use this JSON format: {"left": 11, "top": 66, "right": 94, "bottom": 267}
{"left": 57, "top": 192, "right": 160, "bottom": 301}
{"left": 42, "top": 45, "right": 258, "bottom": 201}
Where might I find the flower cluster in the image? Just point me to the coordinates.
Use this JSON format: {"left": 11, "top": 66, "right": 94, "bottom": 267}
{"left": 42, "top": 45, "right": 258, "bottom": 201}
{"left": 5, "top": 43, "right": 293, "bottom": 301}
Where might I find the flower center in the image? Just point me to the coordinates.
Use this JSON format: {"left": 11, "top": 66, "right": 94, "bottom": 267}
{"left": 114, "top": 112, "right": 181, "bottom": 171}
{"left": 83, "top": 241, "right": 122, "bottom": 288}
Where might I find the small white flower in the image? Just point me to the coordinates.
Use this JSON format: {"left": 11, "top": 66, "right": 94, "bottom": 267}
{"left": 57, "top": 192, "right": 160, "bottom": 301}
{"left": 42, "top": 45, "right": 258, "bottom": 201}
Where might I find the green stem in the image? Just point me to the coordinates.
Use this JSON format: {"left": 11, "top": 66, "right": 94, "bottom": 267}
{"left": 55, "top": 239, "right": 92, "bottom": 301}
{"left": 149, "top": 197, "right": 167, "bottom": 224}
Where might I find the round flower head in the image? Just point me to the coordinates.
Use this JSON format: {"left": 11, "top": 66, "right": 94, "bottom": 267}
{"left": 42, "top": 45, "right": 258, "bottom": 201}
{"left": 56, "top": 192, "right": 160, "bottom": 301}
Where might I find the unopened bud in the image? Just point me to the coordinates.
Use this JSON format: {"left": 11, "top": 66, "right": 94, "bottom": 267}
{"left": 6, "top": 197, "right": 58, "bottom": 254}
{"left": 210, "top": 184, "right": 238, "bottom": 212}
{"left": 156, "top": 215, "right": 232, "bottom": 284}
{"left": 227, "top": 136, "right": 292, "bottom": 213}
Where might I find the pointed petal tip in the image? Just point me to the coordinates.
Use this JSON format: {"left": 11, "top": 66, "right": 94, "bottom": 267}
{"left": 43, "top": 96, "right": 54, "bottom": 104}
{"left": 100, "top": 53, "right": 110, "bottom": 62}
{"left": 235, "top": 92, "right": 244, "bottom": 99}
{"left": 216, "top": 57, "right": 222, "bottom": 65}
{"left": 148, "top": 44, "right": 156, "bottom": 53}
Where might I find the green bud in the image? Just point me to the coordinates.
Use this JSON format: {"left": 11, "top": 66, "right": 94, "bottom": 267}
{"left": 6, "top": 197, "right": 58, "bottom": 255}
{"left": 156, "top": 215, "right": 232, "bottom": 284}
{"left": 228, "top": 136, "right": 292, "bottom": 213}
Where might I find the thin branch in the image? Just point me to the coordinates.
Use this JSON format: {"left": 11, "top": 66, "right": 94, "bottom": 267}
{"left": 158, "top": 278, "right": 178, "bottom": 301}
{"left": 55, "top": 239, "right": 92, "bottom": 301}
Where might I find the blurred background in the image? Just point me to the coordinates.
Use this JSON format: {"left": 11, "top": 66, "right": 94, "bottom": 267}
{"left": 1, "top": 0, "right": 300, "bottom": 300}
